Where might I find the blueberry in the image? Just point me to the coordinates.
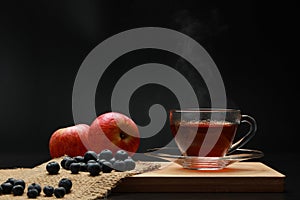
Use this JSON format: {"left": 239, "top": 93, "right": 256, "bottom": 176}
{"left": 79, "top": 162, "right": 87, "bottom": 172}
{"left": 0, "top": 185, "right": 2, "bottom": 195}
{"left": 1, "top": 182, "right": 13, "bottom": 194}
{"left": 46, "top": 161, "right": 60, "bottom": 174}
{"left": 115, "top": 150, "right": 129, "bottom": 161}
{"left": 5, "top": 177, "right": 17, "bottom": 185}
{"left": 73, "top": 155, "right": 85, "bottom": 163}
{"left": 58, "top": 178, "right": 72, "bottom": 193}
{"left": 43, "top": 185, "right": 54, "bottom": 197}
{"left": 87, "top": 162, "right": 101, "bottom": 176}
{"left": 70, "top": 162, "right": 81, "bottom": 174}
{"left": 84, "top": 150, "right": 98, "bottom": 162}
{"left": 87, "top": 160, "right": 97, "bottom": 164}
{"left": 97, "top": 159, "right": 106, "bottom": 166}
{"left": 61, "top": 156, "right": 72, "bottom": 169}
{"left": 109, "top": 157, "right": 116, "bottom": 165}
{"left": 12, "top": 185, "right": 24, "bottom": 196}
{"left": 102, "top": 161, "right": 113, "bottom": 173}
{"left": 54, "top": 187, "right": 66, "bottom": 198}
{"left": 113, "top": 160, "right": 126, "bottom": 172}
{"left": 28, "top": 183, "right": 41, "bottom": 195}
{"left": 98, "top": 149, "right": 113, "bottom": 161}
{"left": 124, "top": 158, "right": 136, "bottom": 171}
{"left": 14, "top": 179, "right": 26, "bottom": 188}
{"left": 27, "top": 188, "right": 38, "bottom": 198}
{"left": 65, "top": 158, "right": 78, "bottom": 170}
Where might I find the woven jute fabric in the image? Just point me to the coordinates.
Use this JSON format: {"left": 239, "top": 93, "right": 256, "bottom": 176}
{"left": 0, "top": 157, "right": 161, "bottom": 200}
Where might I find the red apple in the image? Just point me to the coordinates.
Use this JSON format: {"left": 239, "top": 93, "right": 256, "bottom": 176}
{"left": 49, "top": 124, "right": 89, "bottom": 158}
{"left": 86, "top": 112, "right": 140, "bottom": 156}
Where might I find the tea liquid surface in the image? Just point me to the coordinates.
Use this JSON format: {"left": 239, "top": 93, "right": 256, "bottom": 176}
{"left": 170, "top": 121, "right": 238, "bottom": 157}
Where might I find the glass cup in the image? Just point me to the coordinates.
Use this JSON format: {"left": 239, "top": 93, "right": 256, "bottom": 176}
{"left": 169, "top": 108, "right": 257, "bottom": 169}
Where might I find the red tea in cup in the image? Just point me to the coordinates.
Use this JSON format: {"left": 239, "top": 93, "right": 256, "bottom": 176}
{"left": 170, "top": 121, "right": 238, "bottom": 157}
{"left": 169, "top": 109, "right": 256, "bottom": 158}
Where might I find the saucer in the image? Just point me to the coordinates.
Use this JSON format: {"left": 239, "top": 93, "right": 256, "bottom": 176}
{"left": 145, "top": 147, "right": 264, "bottom": 170}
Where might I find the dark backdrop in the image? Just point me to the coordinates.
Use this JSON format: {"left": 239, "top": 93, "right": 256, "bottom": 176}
{"left": 0, "top": 1, "right": 298, "bottom": 166}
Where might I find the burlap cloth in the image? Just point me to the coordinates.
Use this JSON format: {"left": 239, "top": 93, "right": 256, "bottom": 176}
{"left": 0, "top": 157, "right": 161, "bottom": 200}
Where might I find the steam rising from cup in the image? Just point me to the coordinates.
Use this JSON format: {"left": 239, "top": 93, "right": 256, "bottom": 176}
{"left": 72, "top": 27, "right": 227, "bottom": 158}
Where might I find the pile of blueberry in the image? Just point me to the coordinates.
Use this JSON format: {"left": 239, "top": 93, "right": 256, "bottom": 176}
{"left": 0, "top": 177, "right": 72, "bottom": 198}
{"left": 27, "top": 178, "right": 72, "bottom": 198}
{"left": 0, "top": 178, "right": 26, "bottom": 196}
{"left": 56, "top": 149, "right": 136, "bottom": 176}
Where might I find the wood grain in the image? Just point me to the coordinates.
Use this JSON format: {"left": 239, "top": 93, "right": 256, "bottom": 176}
{"left": 114, "top": 162, "right": 285, "bottom": 192}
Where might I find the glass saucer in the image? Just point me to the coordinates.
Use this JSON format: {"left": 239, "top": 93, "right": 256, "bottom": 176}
{"left": 145, "top": 147, "right": 264, "bottom": 170}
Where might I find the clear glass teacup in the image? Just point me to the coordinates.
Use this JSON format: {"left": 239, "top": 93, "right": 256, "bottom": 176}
{"left": 169, "top": 108, "right": 257, "bottom": 169}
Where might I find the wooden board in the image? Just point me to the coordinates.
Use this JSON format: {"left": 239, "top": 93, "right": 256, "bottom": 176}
{"left": 114, "top": 162, "right": 285, "bottom": 193}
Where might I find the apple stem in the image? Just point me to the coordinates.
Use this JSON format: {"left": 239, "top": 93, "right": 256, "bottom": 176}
{"left": 120, "top": 132, "right": 126, "bottom": 139}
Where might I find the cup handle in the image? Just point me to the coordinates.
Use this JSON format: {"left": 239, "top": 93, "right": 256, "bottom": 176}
{"left": 227, "top": 115, "right": 257, "bottom": 154}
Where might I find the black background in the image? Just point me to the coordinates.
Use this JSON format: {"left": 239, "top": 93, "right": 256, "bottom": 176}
{"left": 1, "top": 0, "right": 299, "bottom": 199}
{"left": 0, "top": 0, "right": 298, "bottom": 194}
{"left": 1, "top": 0, "right": 297, "bottom": 155}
